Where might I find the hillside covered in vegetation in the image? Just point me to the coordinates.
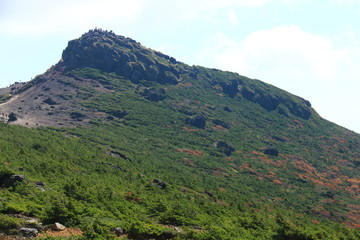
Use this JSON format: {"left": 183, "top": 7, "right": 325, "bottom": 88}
{"left": 0, "top": 29, "right": 359, "bottom": 239}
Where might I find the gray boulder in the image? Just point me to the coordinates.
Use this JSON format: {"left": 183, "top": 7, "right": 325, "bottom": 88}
{"left": 114, "top": 227, "right": 124, "bottom": 236}
{"left": 20, "top": 228, "right": 38, "bottom": 237}
{"left": 52, "top": 222, "right": 66, "bottom": 231}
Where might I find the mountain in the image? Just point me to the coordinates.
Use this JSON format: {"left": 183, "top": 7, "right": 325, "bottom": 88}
{"left": 0, "top": 29, "right": 359, "bottom": 239}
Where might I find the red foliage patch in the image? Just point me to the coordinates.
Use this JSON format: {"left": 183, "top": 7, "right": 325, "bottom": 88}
{"left": 348, "top": 178, "right": 360, "bottom": 184}
{"left": 225, "top": 156, "right": 235, "bottom": 161}
{"left": 212, "top": 125, "right": 226, "bottom": 131}
{"left": 37, "top": 228, "right": 83, "bottom": 238}
{"left": 183, "top": 126, "right": 199, "bottom": 132}
{"left": 329, "top": 166, "right": 340, "bottom": 172}
{"left": 311, "top": 219, "right": 320, "bottom": 224}
{"left": 251, "top": 151, "right": 261, "bottom": 155}
{"left": 177, "top": 82, "right": 193, "bottom": 87}
{"left": 273, "top": 179, "right": 283, "bottom": 185}
{"left": 178, "top": 149, "right": 204, "bottom": 156}
{"left": 183, "top": 158, "right": 195, "bottom": 167}
{"left": 293, "top": 119, "right": 304, "bottom": 128}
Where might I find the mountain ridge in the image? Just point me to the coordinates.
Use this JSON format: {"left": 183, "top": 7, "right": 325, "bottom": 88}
{"left": 1, "top": 28, "right": 315, "bottom": 127}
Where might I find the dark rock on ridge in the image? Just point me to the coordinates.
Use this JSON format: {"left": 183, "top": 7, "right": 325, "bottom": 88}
{"left": 153, "top": 179, "right": 167, "bottom": 189}
{"left": 43, "top": 97, "right": 58, "bottom": 105}
{"left": 109, "top": 150, "right": 132, "bottom": 162}
{"left": 107, "top": 110, "right": 128, "bottom": 118}
{"left": 216, "top": 77, "right": 312, "bottom": 120}
{"left": 185, "top": 115, "right": 207, "bottom": 129}
{"left": 212, "top": 119, "right": 231, "bottom": 129}
{"left": 216, "top": 141, "right": 235, "bottom": 156}
{"left": 141, "top": 88, "right": 166, "bottom": 102}
{"left": 8, "top": 112, "right": 17, "bottom": 122}
{"left": 264, "top": 148, "right": 279, "bottom": 157}
{"left": 223, "top": 106, "right": 232, "bottom": 112}
{"left": 1, "top": 174, "right": 27, "bottom": 187}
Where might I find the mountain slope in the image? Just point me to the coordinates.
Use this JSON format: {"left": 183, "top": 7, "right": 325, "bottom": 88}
{"left": 0, "top": 29, "right": 359, "bottom": 239}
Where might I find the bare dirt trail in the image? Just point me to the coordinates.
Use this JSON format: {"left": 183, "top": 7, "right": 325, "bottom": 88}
{"left": 0, "top": 94, "right": 20, "bottom": 108}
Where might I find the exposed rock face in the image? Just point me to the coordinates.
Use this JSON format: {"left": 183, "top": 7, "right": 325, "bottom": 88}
{"left": 70, "top": 111, "right": 87, "bottom": 121}
{"left": 20, "top": 228, "right": 38, "bottom": 237}
{"left": 114, "top": 227, "right": 124, "bottom": 236}
{"left": 43, "top": 97, "right": 58, "bottom": 105}
{"left": 61, "top": 29, "right": 182, "bottom": 85}
{"left": 217, "top": 78, "right": 312, "bottom": 120}
{"left": 216, "top": 141, "right": 235, "bottom": 156}
{"left": 108, "top": 150, "right": 132, "bottom": 161}
{"left": 185, "top": 115, "right": 207, "bottom": 129}
{"left": 141, "top": 88, "right": 166, "bottom": 102}
{"left": 264, "top": 148, "right": 279, "bottom": 157}
{"left": 212, "top": 119, "right": 230, "bottom": 129}
{"left": 52, "top": 222, "right": 66, "bottom": 231}
{"left": 1, "top": 174, "right": 26, "bottom": 187}
{"left": 223, "top": 106, "right": 232, "bottom": 112}
{"left": 107, "top": 110, "right": 128, "bottom": 119}
{"left": 153, "top": 179, "right": 167, "bottom": 189}
{"left": 8, "top": 112, "right": 17, "bottom": 122}
{"left": 219, "top": 80, "right": 239, "bottom": 98}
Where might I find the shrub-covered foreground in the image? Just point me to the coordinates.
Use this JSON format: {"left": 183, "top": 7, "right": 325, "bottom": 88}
{"left": 0, "top": 122, "right": 359, "bottom": 239}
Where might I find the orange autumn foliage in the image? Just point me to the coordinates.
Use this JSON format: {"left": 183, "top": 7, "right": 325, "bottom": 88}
{"left": 178, "top": 148, "right": 204, "bottom": 156}
{"left": 273, "top": 179, "right": 283, "bottom": 185}
{"left": 311, "top": 219, "right": 320, "bottom": 224}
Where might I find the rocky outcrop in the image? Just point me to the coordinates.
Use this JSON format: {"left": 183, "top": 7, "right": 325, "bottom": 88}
{"left": 62, "top": 29, "right": 183, "bottom": 85}
{"left": 223, "top": 106, "right": 232, "bottom": 112}
{"left": 153, "top": 179, "right": 167, "bottom": 189}
{"left": 43, "top": 97, "right": 58, "bottom": 105}
{"left": 141, "top": 88, "right": 166, "bottom": 102}
{"left": 264, "top": 148, "right": 279, "bottom": 157}
{"left": 1, "top": 174, "right": 26, "bottom": 187}
{"left": 113, "top": 227, "right": 124, "bottom": 236}
{"left": 219, "top": 80, "right": 239, "bottom": 98}
{"left": 8, "top": 112, "right": 17, "bottom": 122}
{"left": 212, "top": 119, "right": 231, "bottom": 129}
{"left": 20, "top": 228, "right": 38, "bottom": 237}
{"left": 69, "top": 111, "right": 87, "bottom": 121}
{"left": 52, "top": 222, "right": 66, "bottom": 231}
{"left": 216, "top": 141, "right": 235, "bottom": 156}
{"left": 185, "top": 115, "right": 207, "bottom": 129}
{"left": 217, "top": 78, "right": 312, "bottom": 120}
{"left": 108, "top": 150, "right": 132, "bottom": 161}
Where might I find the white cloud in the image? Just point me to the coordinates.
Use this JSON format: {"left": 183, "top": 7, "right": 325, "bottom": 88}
{"left": 207, "top": 0, "right": 272, "bottom": 8}
{"left": 227, "top": 10, "right": 239, "bottom": 25}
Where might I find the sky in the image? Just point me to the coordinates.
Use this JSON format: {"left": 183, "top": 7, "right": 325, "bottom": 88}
{"left": 1, "top": 0, "right": 360, "bottom": 133}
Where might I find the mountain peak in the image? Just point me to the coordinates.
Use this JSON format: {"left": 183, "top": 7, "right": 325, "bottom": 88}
{"left": 61, "top": 28, "right": 181, "bottom": 85}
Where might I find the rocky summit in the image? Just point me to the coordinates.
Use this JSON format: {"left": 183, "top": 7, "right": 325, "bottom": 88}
{"left": 0, "top": 29, "right": 359, "bottom": 239}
